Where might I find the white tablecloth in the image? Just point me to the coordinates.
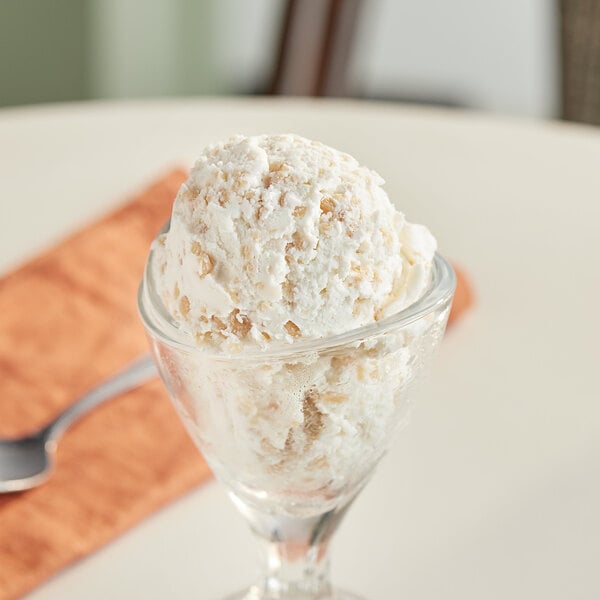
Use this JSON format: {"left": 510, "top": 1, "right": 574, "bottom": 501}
{"left": 1, "top": 98, "right": 599, "bottom": 599}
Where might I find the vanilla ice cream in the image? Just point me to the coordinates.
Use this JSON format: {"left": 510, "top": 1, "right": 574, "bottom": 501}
{"left": 153, "top": 134, "right": 436, "bottom": 351}
{"left": 146, "top": 134, "right": 448, "bottom": 515}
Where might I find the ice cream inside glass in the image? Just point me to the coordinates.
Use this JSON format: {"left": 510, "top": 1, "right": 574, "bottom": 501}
{"left": 138, "top": 134, "right": 456, "bottom": 599}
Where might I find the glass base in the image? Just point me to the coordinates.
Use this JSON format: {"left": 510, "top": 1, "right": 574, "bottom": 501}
{"left": 223, "top": 589, "right": 366, "bottom": 600}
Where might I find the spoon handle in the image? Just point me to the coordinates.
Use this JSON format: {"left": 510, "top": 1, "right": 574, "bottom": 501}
{"left": 44, "top": 354, "right": 158, "bottom": 442}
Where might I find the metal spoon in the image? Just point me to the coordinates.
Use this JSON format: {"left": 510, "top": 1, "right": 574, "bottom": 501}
{"left": 0, "top": 354, "right": 157, "bottom": 493}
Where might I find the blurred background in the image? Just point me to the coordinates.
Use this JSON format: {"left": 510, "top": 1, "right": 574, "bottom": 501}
{"left": 0, "top": 0, "right": 598, "bottom": 125}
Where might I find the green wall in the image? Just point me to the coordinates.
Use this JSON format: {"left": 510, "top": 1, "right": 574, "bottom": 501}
{"left": 0, "top": 0, "right": 224, "bottom": 108}
{"left": 0, "top": 0, "right": 88, "bottom": 106}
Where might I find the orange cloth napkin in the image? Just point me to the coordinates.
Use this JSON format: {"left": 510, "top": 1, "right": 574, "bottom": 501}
{"left": 0, "top": 170, "right": 472, "bottom": 600}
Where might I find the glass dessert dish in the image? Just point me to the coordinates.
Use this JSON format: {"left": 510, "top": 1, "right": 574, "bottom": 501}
{"left": 138, "top": 233, "right": 456, "bottom": 599}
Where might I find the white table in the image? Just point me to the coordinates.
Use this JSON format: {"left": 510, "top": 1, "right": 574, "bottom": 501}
{"left": 1, "top": 98, "right": 599, "bottom": 599}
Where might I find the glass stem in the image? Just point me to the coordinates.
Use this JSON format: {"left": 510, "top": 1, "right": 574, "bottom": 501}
{"left": 257, "top": 534, "right": 331, "bottom": 597}
{"left": 231, "top": 493, "right": 351, "bottom": 599}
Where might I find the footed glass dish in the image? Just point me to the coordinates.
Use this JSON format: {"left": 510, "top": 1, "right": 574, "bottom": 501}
{"left": 139, "top": 239, "right": 455, "bottom": 599}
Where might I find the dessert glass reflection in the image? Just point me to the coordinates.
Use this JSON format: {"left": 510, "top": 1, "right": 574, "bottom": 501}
{"left": 138, "top": 237, "right": 455, "bottom": 599}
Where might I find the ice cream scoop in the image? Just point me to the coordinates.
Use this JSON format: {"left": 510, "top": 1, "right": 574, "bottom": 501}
{"left": 153, "top": 134, "right": 436, "bottom": 350}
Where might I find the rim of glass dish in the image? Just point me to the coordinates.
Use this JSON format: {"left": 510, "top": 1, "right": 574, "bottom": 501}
{"left": 137, "top": 229, "right": 456, "bottom": 360}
